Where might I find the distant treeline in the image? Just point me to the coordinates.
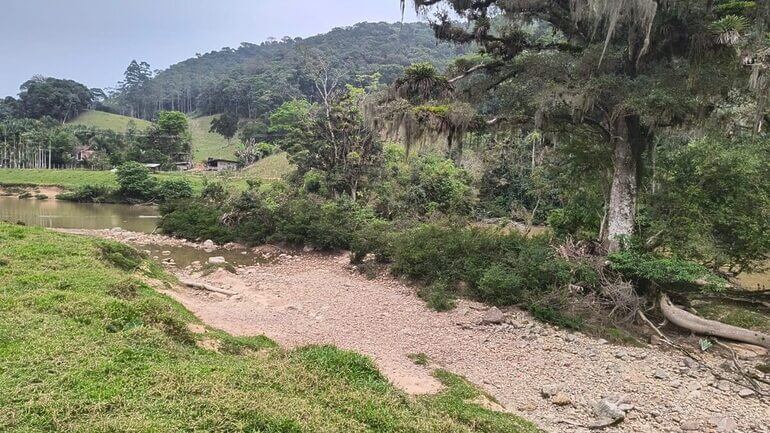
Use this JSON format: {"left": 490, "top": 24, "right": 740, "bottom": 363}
{"left": 104, "top": 22, "right": 464, "bottom": 120}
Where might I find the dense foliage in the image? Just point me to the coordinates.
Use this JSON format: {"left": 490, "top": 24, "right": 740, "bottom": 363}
{"left": 106, "top": 22, "right": 464, "bottom": 121}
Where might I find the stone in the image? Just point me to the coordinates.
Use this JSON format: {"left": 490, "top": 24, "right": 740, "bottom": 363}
{"left": 592, "top": 394, "right": 632, "bottom": 422}
{"left": 683, "top": 357, "right": 699, "bottom": 370}
{"left": 738, "top": 388, "right": 755, "bottom": 398}
{"left": 614, "top": 350, "right": 628, "bottom": 359}
{"left": 551, "top": 392, "right": 572, "bottom": 406}
{"left": 482, "top": 307, "right": 504, "bottom": 324}
{"left": 303, "top": 245, "right": 315, "bottom": 252}
{"left": 716, "top": 380, "right": 731, "bottom": 392}
{"left": 680, "top": 420, "right": 701, "bottom": 431}
{"left": 202, "top": 239, "right": 216, "bottom": 249}
{"left": 654, "top": 368, "right": 669, "bottom": 380}
{"left": 708, "top": 416, "right": 737, "bottom": 432}
{"left": 207, "top": 256, "right": 227, "bottom": 265}
{"left": 540, "top": 384, "right": 561, "bottom": 398}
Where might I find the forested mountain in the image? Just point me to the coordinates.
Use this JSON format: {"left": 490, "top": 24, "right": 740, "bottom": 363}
{"left": 110, "top": 22, "right": 464, "bottom": 120}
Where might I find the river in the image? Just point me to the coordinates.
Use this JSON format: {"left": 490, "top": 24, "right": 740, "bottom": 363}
{"left": 0, "top": 196, "right": 159, "bottom": 233}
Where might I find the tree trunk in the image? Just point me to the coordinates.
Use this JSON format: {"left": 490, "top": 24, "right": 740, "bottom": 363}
{"left": 660, "top": 294, "right": 770, "bottom": 349}
{"left": 604, "top": 115, "right": 645, "bottom": 252}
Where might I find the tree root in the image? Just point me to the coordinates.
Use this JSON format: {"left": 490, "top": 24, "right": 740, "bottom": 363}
{"left": 659, "top": 294, "right": 770, "bottom": 349}
{"left": 181, "top": 280, "right": 238, "bottom": 297}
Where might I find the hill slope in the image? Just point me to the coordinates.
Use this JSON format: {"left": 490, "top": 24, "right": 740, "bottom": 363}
{"left": 70, "top": 110, "right": 152, "bottom": 132}
{"left": 109, "top": 22, "right": 465, "bottom": 119}
{"left": 189, "top": 115, "right": 237, "bottom": 161}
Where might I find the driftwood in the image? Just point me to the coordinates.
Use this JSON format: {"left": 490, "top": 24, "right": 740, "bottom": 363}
{"left": 660, "top": 294, "right": 770, "bottom": 349}
{"left": 181, "top": 280, "right": 237, "bottom": 297}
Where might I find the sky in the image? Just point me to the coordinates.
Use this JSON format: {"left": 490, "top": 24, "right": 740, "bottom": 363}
{"left": 0, "top": 0, "right": 420, "bottom": 98}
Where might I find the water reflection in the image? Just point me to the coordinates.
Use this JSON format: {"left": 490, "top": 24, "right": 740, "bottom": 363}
{"left": 0, "top": 196, "right": 159, "bottom": 233}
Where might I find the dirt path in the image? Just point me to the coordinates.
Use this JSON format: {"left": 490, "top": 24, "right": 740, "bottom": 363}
{"left": 62, "top": 229, "right": 770, "bottom": 433}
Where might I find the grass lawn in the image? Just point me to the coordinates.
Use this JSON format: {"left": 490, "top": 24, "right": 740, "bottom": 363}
{"left": 245, "top": 153, "right": 293, "bottom": 180}
{"left": 0, "top": 222, "right": 540, "bottom": 432}
{"left": 70, "top": 110, "right": 152, "bottom": 132}
{"left": 0, "top": 169, "right": 208, "bottom": 191}
{"left": 189, "top": 115, "right": 238, "bottom": 162}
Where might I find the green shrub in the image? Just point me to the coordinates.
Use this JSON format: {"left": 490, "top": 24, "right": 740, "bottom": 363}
{"left": 98, "top": 241, "right": 146, "bottom": 271}
{"left": 608, "top": 249, "right": 723, "bottom": 289}
{"left": 58, "top": 184, "right": 114, "bottom": 202}
{"left": 389, "top": 223, "right": 572, "bottom": 307}
{"left": 159, "top": 200, "right": 235, "bottom": 243}
{"left": 417, "top": 281, "right": 456, "bottom": 312}
{"left": 477, "top": 264, "right": 526, "bottom": 305}
{"left": 529, "top": 305, "right": 583, "bottom": 330}
{"left": 154, "top": 178, "right": 193, "bottom": 203}
{"left": 116, "top": 162, "right": 157, "bottom": 200}
{"left": 275, "top": 197, "right": 353, "bottom": 249}
{"left": 350, "top": 217, "right": 392, "bottom": 263}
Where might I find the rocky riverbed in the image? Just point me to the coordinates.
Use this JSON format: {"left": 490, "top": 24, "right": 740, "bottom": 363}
{"left": 61, "top": 228, "right": 770, "bottom": 433}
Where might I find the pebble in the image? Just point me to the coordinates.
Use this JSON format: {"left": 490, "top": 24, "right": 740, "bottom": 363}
{"left": 481, "top": 307, "right": 504, "bottom": 324}
{"left": 208, "top": 256, "right": 227, "bottom": 264}
{"left": 551, "top": 392, "right": 572, "bottom": 406}
{"left": 654, "top": 369, "right": 669, "bottom": 380}
{"left": 737, "top": 388, "right": 755, "bottom": 398}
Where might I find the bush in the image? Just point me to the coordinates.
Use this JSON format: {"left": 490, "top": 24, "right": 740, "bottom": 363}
{"left": 608, "top": 248, "right": 723, "bottom": 290}
{"left": 58, "top": 184, "right": 114, "bottom": 202}
{"left": 389, "top": 223, "right": 572, "bottom": 306}
{"left": 116, "top": 162, "right": 157, "bottom": 201}
{"left": 98, "top": 241, "right": 146, "bottom": 271}
{"left": 417, "top": 281, "right": 456, "bottom": 312}
{"left": 275, "top": 197, "right": 355, "bottom": 250}
{"left": 158, "top": 200, "right": 235, "bottom": 243}
{"left": 154, "top": 178, "right": 193, "bottom": 203}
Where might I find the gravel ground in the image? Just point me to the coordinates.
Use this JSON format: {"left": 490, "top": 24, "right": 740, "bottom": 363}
{"left": 62, "top": 229, "right": 770, "bottom": 433}
{"left": 169, "top": 252, "right": 768, "bottom": 433}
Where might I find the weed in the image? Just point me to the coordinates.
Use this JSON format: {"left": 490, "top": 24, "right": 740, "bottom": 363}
{"left": 408, "top": 353, "right": 430, "bottom": 366}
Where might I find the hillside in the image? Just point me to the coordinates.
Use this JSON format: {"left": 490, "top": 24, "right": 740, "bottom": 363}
{"left": 70, "top": 110, "right": 152, "bottom": 132}
{"left": 109, "top": 22, "right": 466, "bottom": 120}
{"left": 189, "top": 115, "right": 237, "bottom": 161}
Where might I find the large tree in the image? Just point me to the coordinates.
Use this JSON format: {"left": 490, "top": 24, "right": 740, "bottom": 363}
{"left": 18, "top": 76, "right": 93, "bottom": 123}
{"left": 404, "top": 0, "right": 767, "bottom": 251}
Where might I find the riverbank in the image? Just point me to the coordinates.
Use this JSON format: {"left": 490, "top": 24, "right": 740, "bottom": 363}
{"left": 0, "top": 222, "right": 539, "bottom": 433}
{"left": 0, "top": 167, "right": 284, "bottom": 195}
{"left": 60, "top": 227, "right": 770, "bottom": 433}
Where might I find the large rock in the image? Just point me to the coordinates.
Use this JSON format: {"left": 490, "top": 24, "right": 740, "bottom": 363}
{"left": 482, "top": 307, "right": 505, "bottom": 324}
{"left": 590, "top": 394, "right": 634, "bottom": 427}
{"left": 202, "top": 239, "right": 216, "bottom": 249}
{"left": 207, "top": 256, "right": 227, "bottom": 265}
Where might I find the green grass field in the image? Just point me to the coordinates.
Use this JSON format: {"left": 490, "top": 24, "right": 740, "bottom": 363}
{"left": 0, "top": 163, "right": 295, "bottom": 193}
{"left": 70, "top": 110, "right": 152, "bottom": 132}
{"left": 70, "top": 112, "right": 236, "bottom": 163}
{"left": 0, "top": 169, "right": 212, "bottom": 191}
{"left": 245, "top": 153, "right": 293, "bottom": 180}
{"left": 0, "top": 222, "right": 539, "bottom": 432}
{"left": 189, "top": 115, "right": 238, "bottom": 162}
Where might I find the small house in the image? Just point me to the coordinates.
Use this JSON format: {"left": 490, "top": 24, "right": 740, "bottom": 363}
{"left": 206, "top": 158, "right": 239, "bottom": 171}
{"left": 74, "top": 145, "right": 96, "bottom": 162}
{"left": 143, "top": 163, "right": 161, "bottom": 172}
{"left": 174, "top": 161, "right": 193, "bottom": 171}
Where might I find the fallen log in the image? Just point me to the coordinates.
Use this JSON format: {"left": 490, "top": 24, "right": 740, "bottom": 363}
{"left": 660, "top": 294, "right": 770, "bottom": 349}
{"left": 181, "top": 280, "right": 238, "bottom": 297}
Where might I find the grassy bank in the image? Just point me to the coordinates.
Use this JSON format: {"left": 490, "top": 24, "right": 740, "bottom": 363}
{"left": 70, "top": 110, "right": 153, "bottom": 132}
{"left": 0, "top": 222, "right": 539, "bottom": 432}
{"left": 0, "top": 167, "right": 294, "bottom": 194}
